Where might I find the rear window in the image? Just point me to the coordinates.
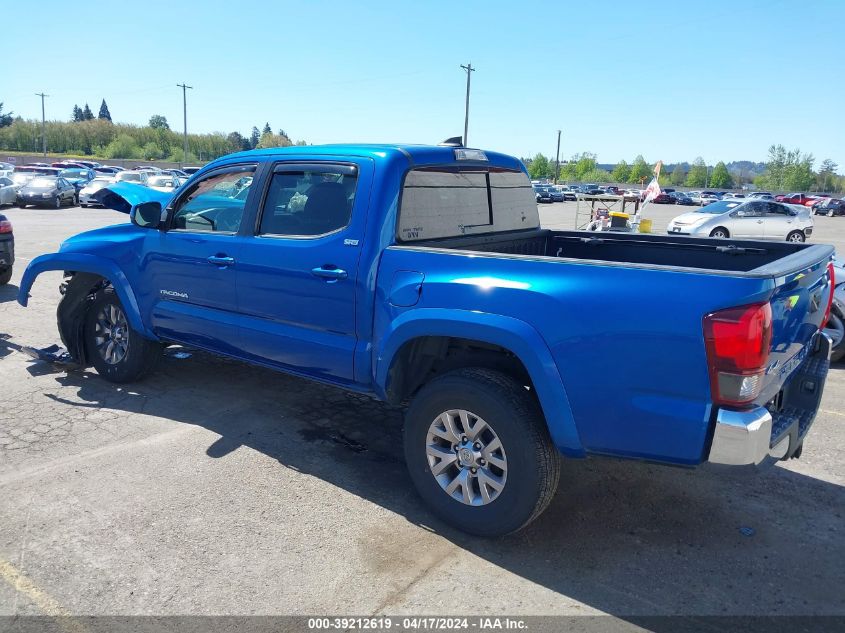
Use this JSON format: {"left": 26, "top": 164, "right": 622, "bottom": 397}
{"left": 398, "top": 169, "right": 539, "bottom": 241}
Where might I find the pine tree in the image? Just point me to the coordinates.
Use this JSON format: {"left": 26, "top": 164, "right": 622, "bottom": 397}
{"left": 72, "top": 105, "right": 83, "bottom": 122}
{"left": 250, "top": 127, "right": 261, "bottom": 149}
{"left": 82, "top": 103, "right": 94, "bottom": 120}
{"left": 670, "top": 164, "right": 686, "bottom": 186}
{"left": 262, "top": 122, "right": 272, "bottom": 135}
{"left": 98, "top": 99, "right": 112, "bottom": 122}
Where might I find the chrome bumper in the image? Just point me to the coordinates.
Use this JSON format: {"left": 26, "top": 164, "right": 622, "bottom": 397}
{"left": 707, "top": 406, "right": 788, "bottom": 466}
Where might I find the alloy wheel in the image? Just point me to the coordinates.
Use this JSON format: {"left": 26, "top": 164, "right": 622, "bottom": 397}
{"left": 425, "top": 409, "right": 507, "bottom": 506}
{"left": 93, "top": 303, "right": 130, "bottom": 365}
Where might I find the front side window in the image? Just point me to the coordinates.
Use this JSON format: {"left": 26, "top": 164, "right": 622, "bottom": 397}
{"left": 171, "top": 166, "right": 256, "bottom": 233}
{"left": 259, "top": 166, "right": 357, "bottom": 237}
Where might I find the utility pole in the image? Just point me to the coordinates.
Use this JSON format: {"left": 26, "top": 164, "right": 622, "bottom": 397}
{"left": 35, "top": 92, "right": 48, "bottom": 157}
{"left": 460, "top": 63, "right": 474, "bottom": 146}
{"left": 177, "top": 82, "right": 193, "bottom": 166}
{"left": 554, "top": 130, "right": 561, "bottom": 184}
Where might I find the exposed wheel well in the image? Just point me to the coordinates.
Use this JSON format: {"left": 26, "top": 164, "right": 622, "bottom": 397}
{"left": 57, "top": 272, "right": 111, "bottom": 364}
{"left": 384, "top": 336, "right": 533, "bottom": 405}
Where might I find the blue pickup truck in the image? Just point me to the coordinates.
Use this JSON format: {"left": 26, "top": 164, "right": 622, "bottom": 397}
{"left": 18, "top": 143, "right": 836, "bottom": 536}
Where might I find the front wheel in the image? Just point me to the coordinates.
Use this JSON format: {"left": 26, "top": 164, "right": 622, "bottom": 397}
{"left": 84, "top": 288, "right": 161, "bottom": 383}
{"left": 787, "top": 230, "right": 805, "bottom": 243}
{"left": 404, "top": 368, "right": 560, "bottom": 536}
{"left": 825, "top": 310, "right": 845, "bottom": 363}
{"left": 73, "top": 193, "right": 79, "bottom": 206}
{"left": 54, "top": 197, "right": 61, "bottom": 209}
{"left": 828, "top": 210, "right": 835, "bottom": 218}
{"left": 710, "top": 227, "right": 730, "bottom": 238}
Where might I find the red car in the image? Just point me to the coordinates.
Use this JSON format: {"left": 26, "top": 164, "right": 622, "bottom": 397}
{"left": 652, "top": 192, "right": 674, "bottom": 204}
{"left": 803, "top": 195, "right": 830, "bottom": 207}
{"left": 776, "top": 193, "right": 813, "bottom": 204}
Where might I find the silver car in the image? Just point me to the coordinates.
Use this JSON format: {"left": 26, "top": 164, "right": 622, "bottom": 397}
{"left": 667, "top": 199, "right": 814, "bottom": 242}
{"left": 79, "top": 177, "right": 115, "bottom": 208}
{"left": 0, "top": 177, "right": 18, "bottom": 206}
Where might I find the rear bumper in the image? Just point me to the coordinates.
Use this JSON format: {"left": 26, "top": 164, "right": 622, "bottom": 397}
{"left": 707, "top": 332, "right": 831, "bottom": 466}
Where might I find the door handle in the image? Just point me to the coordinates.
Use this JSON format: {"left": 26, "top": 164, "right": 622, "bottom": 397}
{"left": 311, "top": 266, "right": 348, "bottom": 281}
{"left": 207, "top": 255, "right": 235, "bottom": 267}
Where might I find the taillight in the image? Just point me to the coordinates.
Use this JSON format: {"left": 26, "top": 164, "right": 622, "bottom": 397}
{"left": 821, "top": 262, "right": 835, "bottom": 329}
{"left": 703, "top": 302, "right": 772, "bottom": 408}
{"left": 0, "top": 219, "right": 11, "bottom": 234}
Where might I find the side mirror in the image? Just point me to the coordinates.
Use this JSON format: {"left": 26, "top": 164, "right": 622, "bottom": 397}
{"left": 132, "top": 201, "right": 163, "bottom": 229}
{"left": 734, "top": 211, "right": 744, "bottom": 217}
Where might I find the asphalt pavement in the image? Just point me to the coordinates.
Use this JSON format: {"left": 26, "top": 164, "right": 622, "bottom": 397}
{"left": 0, "top": 203, "right": 842, "bottom": 622}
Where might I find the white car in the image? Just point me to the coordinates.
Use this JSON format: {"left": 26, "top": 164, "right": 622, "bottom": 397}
{"left": 667, "top": 199, "right": 814, "bottom": 242}
{"left": 79, "top": 177, "right": 115, "bottom": 208}
{"left": 113, "top": 171, "right": 149, "bottom": 185}
{"left": 147, "top": 175, "right": 184, "bottom": 193}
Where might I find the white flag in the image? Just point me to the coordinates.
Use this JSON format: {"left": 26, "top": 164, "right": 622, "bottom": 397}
{"left": 642, "top": 177, "right": 662, "bottom": 205}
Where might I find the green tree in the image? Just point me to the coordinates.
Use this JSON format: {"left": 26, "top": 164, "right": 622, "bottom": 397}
{"left": 0, "top": 103, "right": 12, "bottom": 128}
{"left": 98, "top": 99, "right": 112, "bottom": 122}
{"left": 262, "top": 122, "right": 272, "bottom": 135}
{"left": 610, "top": 160, "right": 630, "bottom": 183}
{"left": 527, "top": 153, "right": 552, "bottom": 180}
{"left": 685, "top": 157, "right": 708, "bottom": 187}
{"left": 148, "top": 114, "right": 169, "bottom": 130}
{"left": 628, "top": 155, "right": 651, "bottom": 184}
{"left": 249, "top": 126, "right": 260, "bottom": 149}
{"left": 103, "top": 134, "right": 142, "bottom": 159}
{"left": 817, "top": 158, "right": 838, "bottom": 192}
{"left": 257, "top": 132, "right": 293, "bottom": 149}
{"left": 670, "top": 163, "right": 686, "bottom": 186}
{"left": 141, "top": 141, "right": 164, "bottom": 160}
{"left": 709, "top": 161, "right": 734, "bottom": 188}
{"left": 72, "top": 105, "right": 83, "bottom": 122}
{"left": 574, "top": 153, "right": 598, "bottom": 180}
{"left": 82, "top": 103, "right": 94, "bottom": 120}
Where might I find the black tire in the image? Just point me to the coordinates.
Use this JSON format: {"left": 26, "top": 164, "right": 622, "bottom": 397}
{"left": 786, "top": 230, "right": 805, "bottom": 243}
{"left": 404, "top": 368, "right": 560, "bottom": 536}
{"left": 826, "top": 311, "right": 845, "bottom": 363}
{"left": 73, "top": 193, "right": 79, "bottom": 206}
{"left": 17, "top": 203, "right": 26, "bottom": 209}
{"left": 0, "top": 267, "right": 11, "bottom": 285}
{"left": 54, "top": 196, "right": 61, "bottom": 209}
{"left": 710, "top": 227, "right": 730, "bottom": 238}
{"left": 828, "top": 210, "right": 835, "bottom": 218}
{"left": 84, "top": 287, "right": 161, "bottom": 383}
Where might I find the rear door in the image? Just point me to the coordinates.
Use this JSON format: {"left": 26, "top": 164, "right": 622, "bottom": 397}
{"left": 763, "top": 202, "right": 798, "bottom": 240}
{"left": 234, "top": 159, "right": 373, "bottom": 383}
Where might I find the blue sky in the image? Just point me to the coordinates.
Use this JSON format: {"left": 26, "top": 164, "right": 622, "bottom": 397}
{"left": 4, "top": 0, "right": 844, "bottom": 167}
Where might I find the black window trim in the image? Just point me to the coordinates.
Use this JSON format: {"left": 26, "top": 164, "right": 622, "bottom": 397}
{"left": 253, "top": 161, "right": 359, "bottom": 240}
{"left": 165, "top": 162, "right": 258, "bottom": 235}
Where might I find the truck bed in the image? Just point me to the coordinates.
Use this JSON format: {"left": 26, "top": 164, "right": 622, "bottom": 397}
{"left": 409, "top": 228, "right": 828, "bottom": 276}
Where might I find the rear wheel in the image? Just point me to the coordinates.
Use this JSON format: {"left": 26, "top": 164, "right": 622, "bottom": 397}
{"left": 825, "top": 311, "right": 845, "bottom": 363}
{"left": 84, "top": 288, "right": 161, "bottom": 383}
{"left": 404, "top": 368, "right": 560, "bottom": 536}
{"left": 710, "top": 227, "right": 730, "bottom": 238}
{"left": 0, "top": 267, "right": 12, "bottom": 285}
{"left": 828, "top": 210, "right": 835, "bottom": 218}
{"left": 787, "top": 230, "right": 805, "bottom": 243}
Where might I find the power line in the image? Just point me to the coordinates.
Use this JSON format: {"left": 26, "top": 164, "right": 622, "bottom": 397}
{"left": 35, "top": 92, "right": 48, "bottom": 157}
{"left": 460, "top": 63, "right": 475, "bottom": 146}
{"left": 177, "top": 83, "right": 193, "bottom": 166}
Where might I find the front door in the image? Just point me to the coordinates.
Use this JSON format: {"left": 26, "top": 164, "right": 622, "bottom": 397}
{"left": 235, "top": 160, "right": 372, "bottom": 384}
{"left": 140, "top": 164, "right": 257, "bottom": 353}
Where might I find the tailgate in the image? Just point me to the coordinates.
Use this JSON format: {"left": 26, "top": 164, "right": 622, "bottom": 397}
{"left": 761, "top": 255, "right": 834, "bottom": 406}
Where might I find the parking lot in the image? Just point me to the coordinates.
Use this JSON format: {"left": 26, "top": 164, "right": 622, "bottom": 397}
{"left": 0, "top": 202, "right": 843, "bottom": 620}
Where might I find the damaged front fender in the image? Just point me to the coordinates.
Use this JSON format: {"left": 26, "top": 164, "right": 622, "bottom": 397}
{"left": 17, "top": 252, "right": 153, "bottom": 340}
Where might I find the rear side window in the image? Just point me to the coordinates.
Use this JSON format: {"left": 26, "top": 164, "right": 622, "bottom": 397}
{"left": 259, "top": 165, "right": 357, "bottom": 237}
{"left": 398, "top": 169, "right": 539, "bottom": 241}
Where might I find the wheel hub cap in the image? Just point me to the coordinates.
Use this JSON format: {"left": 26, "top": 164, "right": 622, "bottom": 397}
{"left": 425, "top": 409, "right": 508, "bottom": 506}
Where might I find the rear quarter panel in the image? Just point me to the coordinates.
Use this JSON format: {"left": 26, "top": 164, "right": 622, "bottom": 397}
{"left": 376, "top": 247, "right": 779, "bottom": 464}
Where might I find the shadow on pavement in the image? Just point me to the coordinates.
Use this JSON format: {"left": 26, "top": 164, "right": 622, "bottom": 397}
{"left": 0, "top": 283, "right": 18, "bottom": 304}
{"left": 6, "top": 343, "right": 845, "bottom": 617}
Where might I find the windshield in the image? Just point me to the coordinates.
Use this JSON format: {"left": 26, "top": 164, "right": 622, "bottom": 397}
{"left": 29, "top": 177, "right": 56, "bottom": 188}
{"left": 85, "top": 179, "right": 111, "bottom": 189}
{"left": 148, "top": 176, "right": 176, "bottom": 187}
{"left": 60, "top": 169, "right": 87, "bottom": 178}
{"left": 695, "top": 200, "right": 741, "bottom": 213}
{"left": 118, "top": 173, "right": 142, "bottom": 181}
{"left": 11, "top": 173, "right": 33, "bottom": 184}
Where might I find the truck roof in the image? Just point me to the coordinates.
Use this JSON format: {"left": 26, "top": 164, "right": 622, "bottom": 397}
{"left": 212, "top": 144, "right": 526, "bottom": 172}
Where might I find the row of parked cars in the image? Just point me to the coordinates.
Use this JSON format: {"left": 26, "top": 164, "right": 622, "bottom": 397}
{"left": 0, "top": 160, "right": 198, "bottom": 209}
